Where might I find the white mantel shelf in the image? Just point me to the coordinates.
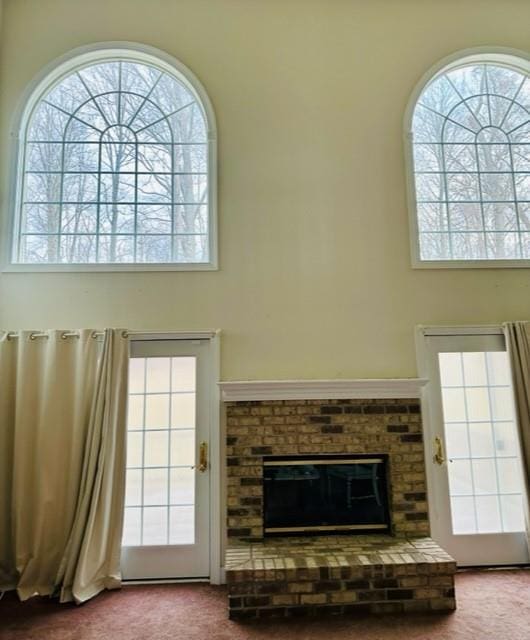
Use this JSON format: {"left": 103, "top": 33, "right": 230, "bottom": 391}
{"left": 218, "top": 379, "right": 428, "bottom": 402}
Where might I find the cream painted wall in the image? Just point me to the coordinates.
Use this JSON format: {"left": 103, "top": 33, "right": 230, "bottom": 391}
{"left": 0, "top": 0, "right": 529, "bottom": 380}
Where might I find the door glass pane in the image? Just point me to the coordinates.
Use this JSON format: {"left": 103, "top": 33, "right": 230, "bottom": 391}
{"left": 451, "top": 496, "right": 477, "bottom": 534}
{"left": 438, "top": 351, "right": 525, "bottom": 535}
{"left": 475, "top": 495, "right": 502, "bottom": 533}
{"left": 445, "top": 422, "right": 469, "bottom": 458}
{"left": 170, "top": 506, "right": 195, "bottom": 544}
{"left": 469, "top": 422, "right": 494, "bottom": 457}
{"left": 123, "top": 355, "right": 197, "bottom": 546}
{"left": 123, "top": 507, "right": 142, "bottom": 545}
{"left": 145, "top": 394, "right": 170, "bottom": 429}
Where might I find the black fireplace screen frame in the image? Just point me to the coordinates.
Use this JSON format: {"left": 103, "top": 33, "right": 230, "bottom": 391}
{"left": 263, "top": 453, "right": 391, "bottom": 536}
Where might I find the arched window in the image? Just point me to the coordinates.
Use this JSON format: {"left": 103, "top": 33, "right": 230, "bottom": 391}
{"left": 12, "top": 45, "right": 216, "bottom": 269}
{"left": 407, "top": 51, "right": 530, "bottom": 265}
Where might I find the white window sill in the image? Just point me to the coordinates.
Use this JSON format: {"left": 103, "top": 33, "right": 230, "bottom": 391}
{"left": 2, "top": 262, "right": 218, "bottom": 273}
{"left": 412, "top": 259, "right": 530, "bottom": 269}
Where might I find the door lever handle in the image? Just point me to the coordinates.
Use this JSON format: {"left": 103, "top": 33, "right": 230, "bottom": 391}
{"left": 433, "top": 436, "right": 445, "bottom": 466}
{"left": 198, "top": 441, "right": 208, "bottom": 473}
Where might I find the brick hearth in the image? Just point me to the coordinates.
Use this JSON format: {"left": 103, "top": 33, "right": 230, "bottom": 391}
{"left": 226, "top": 536, "right": 456, "bottom": 619}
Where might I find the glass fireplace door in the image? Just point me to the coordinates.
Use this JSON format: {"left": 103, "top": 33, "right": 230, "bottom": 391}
{"left": 263, "top": 455, "right": 390, "bottom": 535}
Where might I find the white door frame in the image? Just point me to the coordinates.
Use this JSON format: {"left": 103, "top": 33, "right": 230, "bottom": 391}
{"left": 126, "top": 330, "right": 222, "bottom": 584}
{"left": 415, "top": 324, "right": 529, "bottom": 565}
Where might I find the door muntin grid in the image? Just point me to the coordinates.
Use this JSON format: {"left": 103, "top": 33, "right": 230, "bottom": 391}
{"left": 16, "top": 59, "right": 210, "bottom": 265}
{"left": 123, "top": 355, "right": 197, "bottom": 546}
{"left": 411, "top": 61, "right": 530, "bottom": 261}
{"left": 438, "top": 351, "right": 525, "bottom": 535}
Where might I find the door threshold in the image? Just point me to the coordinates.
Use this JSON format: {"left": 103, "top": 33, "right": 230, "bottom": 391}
{"left": 123, "top": 577, "right": 210, "bottom": 586}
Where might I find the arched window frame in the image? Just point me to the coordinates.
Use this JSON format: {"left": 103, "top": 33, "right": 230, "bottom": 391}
{"left": 6, "top": 42, "right": 217, "bottom": 271}
{"left": 404, "top": 47, "right": 530, "bottom": 269}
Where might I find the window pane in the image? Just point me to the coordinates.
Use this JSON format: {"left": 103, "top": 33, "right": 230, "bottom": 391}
{"left": 448, "top": 203, "right": 482, "bottom": 231}
{"left": 419, "top": 232, "right": 451, "bottom": 260}
{"left": 417, "top": 202, "right": 448, "bottom": 232}
{"left": 137, "top": 205, "right": 172, "bottom": 234}
{"left": 16, "top": 58, "right": 211, "bottom": 265}
{"left": 412, "top": 61, "right": 530, "bottom": 263}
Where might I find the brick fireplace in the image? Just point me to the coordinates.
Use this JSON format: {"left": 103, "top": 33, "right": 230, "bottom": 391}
{"left": 221, "top": 380, "right": 456, "bottom": 619}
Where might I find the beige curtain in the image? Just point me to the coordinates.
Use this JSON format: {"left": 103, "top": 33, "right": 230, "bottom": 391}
{"left": 0, "top": 329, "right": 129, "bottom": 603}
{"left": 504, "top": 321, "right": 530, "bottom": 542}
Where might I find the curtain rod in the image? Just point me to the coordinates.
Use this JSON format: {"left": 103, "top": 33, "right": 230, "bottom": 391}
{"left": 3, "top": 330, "right": 218, "bottom": 341}
{"left": 5, "top": 330, "right": 115, "bottom": 341}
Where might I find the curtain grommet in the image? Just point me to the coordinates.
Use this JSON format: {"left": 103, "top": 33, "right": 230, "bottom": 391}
{"left": 61, "top": 332, "right": 80, "bottom": 340}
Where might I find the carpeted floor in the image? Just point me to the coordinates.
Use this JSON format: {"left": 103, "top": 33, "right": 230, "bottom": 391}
{"left": 1, "top": 569, "right": 530, "bottom": 640}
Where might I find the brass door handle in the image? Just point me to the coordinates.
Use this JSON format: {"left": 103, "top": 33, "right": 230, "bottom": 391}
{"left": 433, "top": 436, "right": 445, "bottom": 466}
{"left": 198, "top": 441, "right": 208, "bottom": 473}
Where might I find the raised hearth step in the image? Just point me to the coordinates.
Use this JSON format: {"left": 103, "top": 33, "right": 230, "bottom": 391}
{"left": 225, "top": 535, "right": 456, "bottom": 619}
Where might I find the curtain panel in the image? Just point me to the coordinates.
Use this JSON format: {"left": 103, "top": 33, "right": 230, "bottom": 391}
{"left": 504, "top": 321, "right": 530, "bottom": 547}
{"left": 0, "top": 329, "right": 129, "bottom": 603}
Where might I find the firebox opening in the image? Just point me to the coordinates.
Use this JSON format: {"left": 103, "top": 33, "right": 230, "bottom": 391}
{"left": 263, "top": 454, "right": 391, "bottom": 536}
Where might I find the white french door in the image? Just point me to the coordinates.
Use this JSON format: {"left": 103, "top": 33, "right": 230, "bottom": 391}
{"left": 121, "top": 339, "right": 211, "bottom": 580}
{"left": 421, "top": 329, "right": 529, "bottom": 566}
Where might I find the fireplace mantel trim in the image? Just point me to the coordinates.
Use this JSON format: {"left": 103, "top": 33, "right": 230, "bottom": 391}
{"left": 219, "top": 378, "right": 428, "bottom": 402}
